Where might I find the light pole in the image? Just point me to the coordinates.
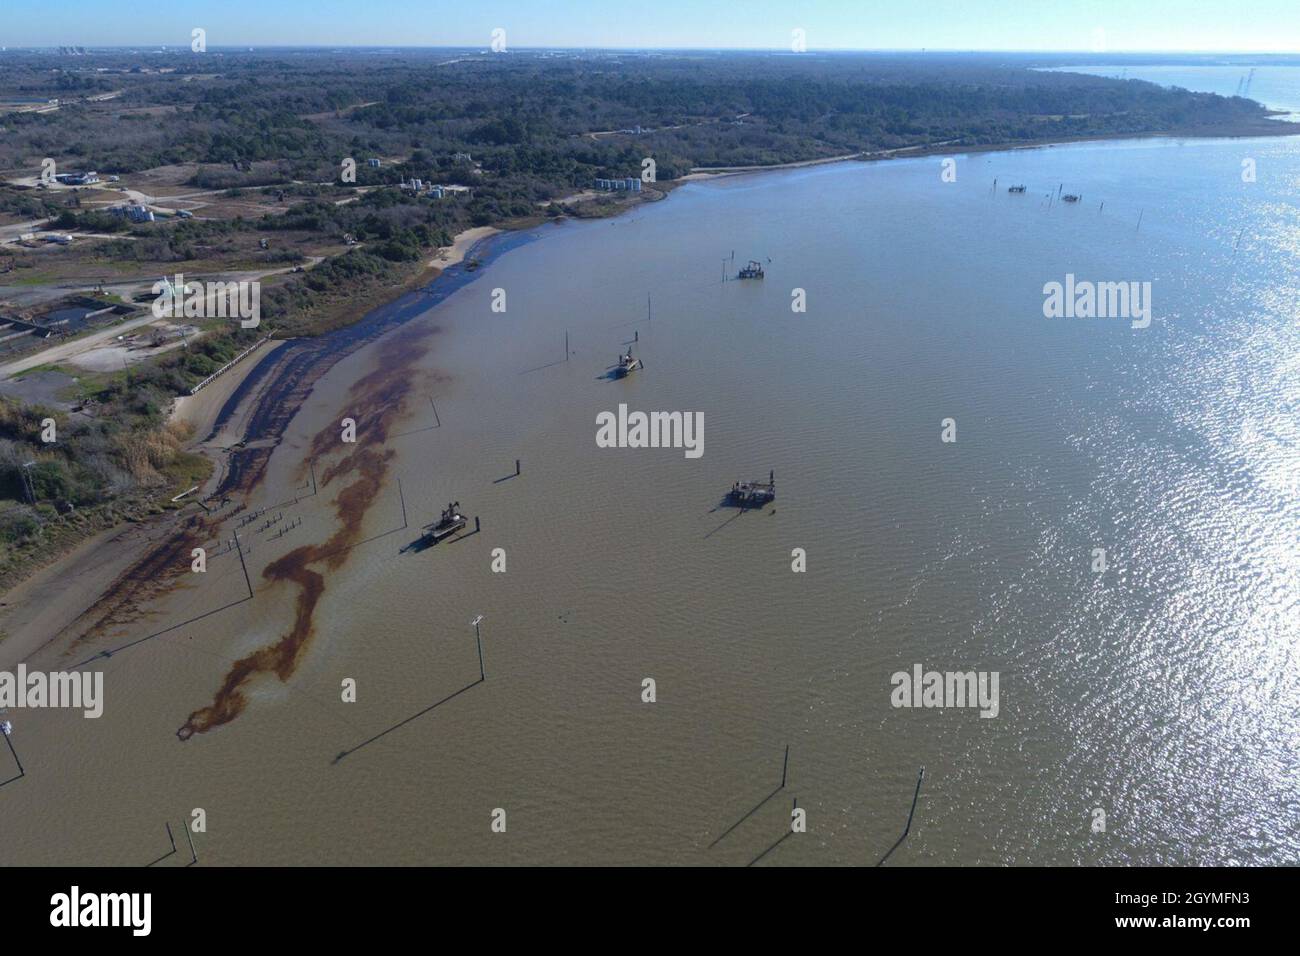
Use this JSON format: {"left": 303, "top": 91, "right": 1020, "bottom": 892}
{"left": 471, "top": 615, "right": 485, "bottom": 681}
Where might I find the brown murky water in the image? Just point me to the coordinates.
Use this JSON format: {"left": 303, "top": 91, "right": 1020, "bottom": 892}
{"left": 3, "top": 136, "right": 1298, "bottom": 865}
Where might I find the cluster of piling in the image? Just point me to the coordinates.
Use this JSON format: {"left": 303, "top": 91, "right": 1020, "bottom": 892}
{"left": 273, "top": 518, "right": 304, "bottom": 539}
{"left": 238, "top": 507, "right": 268, "bottom": 528}
{"left": 257, "top": 512, "right": 287, "bottom": 532}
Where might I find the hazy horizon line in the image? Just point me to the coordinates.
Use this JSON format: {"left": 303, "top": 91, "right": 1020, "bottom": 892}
{"left": 3, "top": 44, "right": 1299, "bottom": 56}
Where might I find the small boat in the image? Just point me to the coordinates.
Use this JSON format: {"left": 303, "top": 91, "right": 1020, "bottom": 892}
{"left": 612, "top": 347, "right": 642, "bottom": 378}
{"left": 1062, "top": 194, "right": 1081, "bottom": 203}
{"left": 0, "top": 720, "right": 12, "bottom": 736}
{"left": 737, "top": 259, "right": 764, "bottom": 279}
{"left": 423, "top": 502, "right": 467, "bottom": 543}
{"left": 1007, "top": 184, "right": 1027, "bottom": 193}
{"left": 725, "top": 470, "right": 776, "bottom": 509}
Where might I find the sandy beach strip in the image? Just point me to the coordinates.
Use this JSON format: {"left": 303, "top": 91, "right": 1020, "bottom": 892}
{"left": 428, "top": 225, "right": 499, "bottom": 268}
{"left": 0, "top": 519, "right": 161, "bottom": 668}
{"left": 169, "top": 337, "right": 285, "bottom": 440}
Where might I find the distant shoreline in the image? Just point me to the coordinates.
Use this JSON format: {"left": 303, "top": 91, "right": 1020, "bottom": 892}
{"left": 681, "top": 120, "right": 1300, "bottom": 180}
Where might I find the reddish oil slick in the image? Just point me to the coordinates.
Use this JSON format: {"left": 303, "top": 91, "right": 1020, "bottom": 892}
{"left": 177, "top": 328, "right": 432, "bottom": 740}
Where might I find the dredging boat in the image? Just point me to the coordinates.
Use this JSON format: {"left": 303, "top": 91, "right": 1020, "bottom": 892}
{"left": 423, "top": 502, "right": 467, "bottom": 543}
{"left": 725, "top": 470, "right": 776, "bottom": 509}
{"left": 737, "top": 259, "right": 765, "bottom": 279}
{"left": 612, "top": 347, "right": 642, "bottom": 378}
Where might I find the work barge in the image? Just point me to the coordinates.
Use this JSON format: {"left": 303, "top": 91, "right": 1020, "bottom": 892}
{"left": 725, "top": 471, "right": 776, "bottom": 509}
{"left": 423, "top": 502, "right": 469, "bottom": 543}
{"left": 612, "top": 346, "right": 642, "bottom": 378}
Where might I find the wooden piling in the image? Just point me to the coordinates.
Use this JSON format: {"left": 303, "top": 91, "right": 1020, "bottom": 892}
{"left": 515, "top": 458, "right": 520, "bottom": 476}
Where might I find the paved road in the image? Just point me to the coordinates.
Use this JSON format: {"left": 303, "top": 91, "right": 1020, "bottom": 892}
{"left": 0, "top": 311, "right": 160, "bottom": 378}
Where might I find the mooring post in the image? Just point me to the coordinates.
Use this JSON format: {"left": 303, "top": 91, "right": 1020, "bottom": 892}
{"left": 474, "top": 515, "right": 481, "bottom": 533}
{"left": 781, "top": 744, "right": 789, "bottom": 788}
{"left": 565, "top": 330, "right": 569, "bottom": 361}
{"left": 515, "top": 458, "right": 520, "bottom": 476}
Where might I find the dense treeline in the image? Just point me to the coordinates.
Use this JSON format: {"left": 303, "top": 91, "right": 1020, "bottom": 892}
{"left": 0, "top": 50, "right": 1278, "bottom": 187}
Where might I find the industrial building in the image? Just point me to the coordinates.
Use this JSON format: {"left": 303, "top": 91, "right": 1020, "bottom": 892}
{"left": 594, "top": 177, "right": 642, "bottom": 192}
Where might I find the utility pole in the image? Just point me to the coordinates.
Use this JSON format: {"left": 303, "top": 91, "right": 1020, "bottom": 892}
{"left": 20, "top": 461, "right": 37, "bottom": 506}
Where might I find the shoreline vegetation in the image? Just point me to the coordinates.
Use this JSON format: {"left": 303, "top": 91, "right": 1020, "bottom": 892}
{"left": 0, "top": 48, "right": 1296, "bottom": 608}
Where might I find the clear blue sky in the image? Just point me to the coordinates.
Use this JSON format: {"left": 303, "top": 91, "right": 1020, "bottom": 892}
{"left": 2, "top": 0, "right": 1297, "bottom": 52}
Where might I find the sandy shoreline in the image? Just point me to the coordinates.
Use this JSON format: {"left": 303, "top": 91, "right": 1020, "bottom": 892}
{"left": 169, "top": 338, "right": 284, "bottom": 436}
{"left": 428, "top": 225, "right": 500, "bottom": 268}
{"left": 169, "top": 224, "right": 503, "bottom": 446}
{"left": 0, "top": 520, "right": 162, "bottom": 667}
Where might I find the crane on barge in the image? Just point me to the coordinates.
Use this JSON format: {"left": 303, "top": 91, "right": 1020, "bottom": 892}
{"left": 422, "top": 502, "right": 468, "bottom": 544}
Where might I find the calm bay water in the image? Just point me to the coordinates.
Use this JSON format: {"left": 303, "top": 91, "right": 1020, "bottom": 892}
{"left": 4, "top": 132, "right": 1298, "bottom": 865}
